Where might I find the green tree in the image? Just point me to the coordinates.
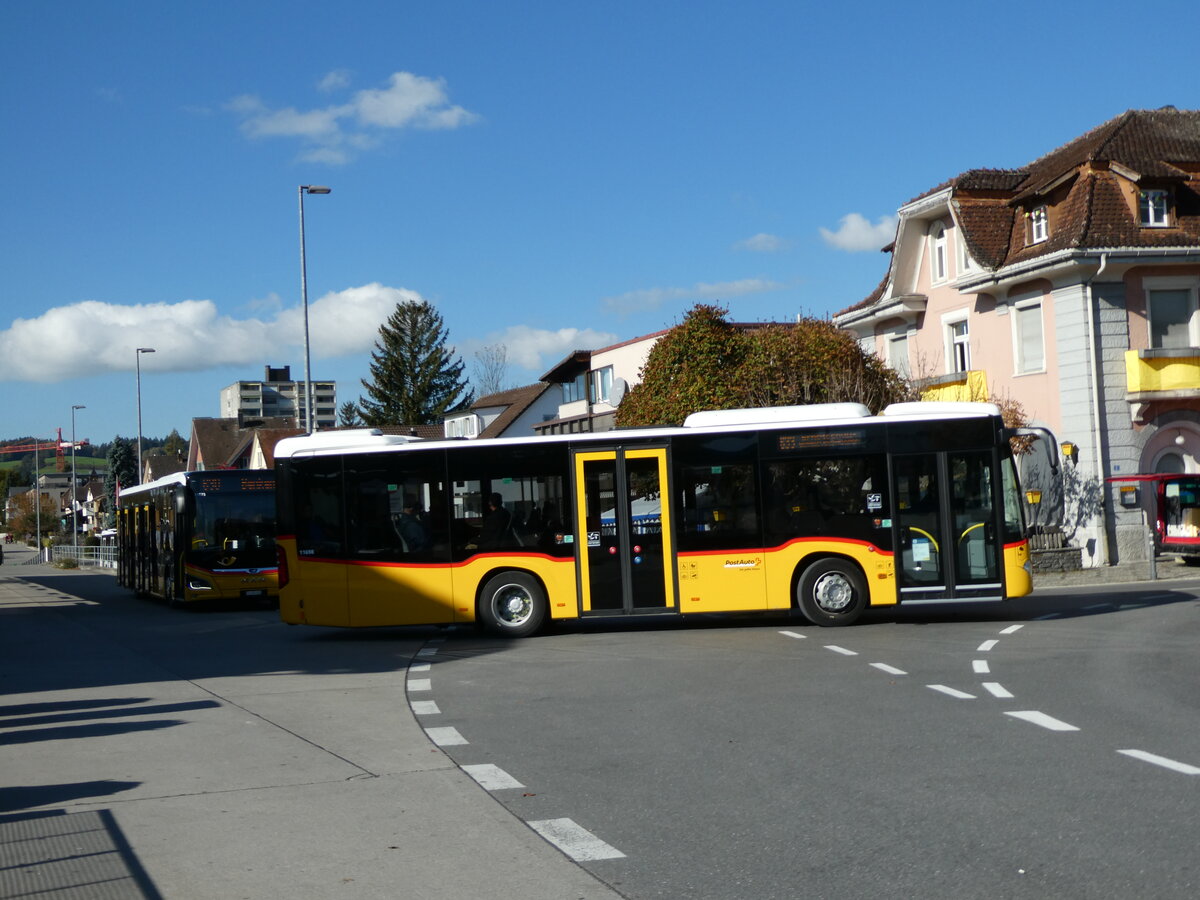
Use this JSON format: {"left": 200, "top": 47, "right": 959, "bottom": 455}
{"left": 162, "top": 428, "right": 188, "bottom": 461}
{"left": 616, "top": 304, "right": 911, "bottom": 428}
{"left": 106, "top": 437, "right": 137, "bottom": 518}
{"left": 615, "top": 304, "right": 752, "bottom": 427}
{"left": 339, "top": 401, "right": 363, "bottom": 427}
{"left": 359, "top": 300, "right": 473, "bottom": 426}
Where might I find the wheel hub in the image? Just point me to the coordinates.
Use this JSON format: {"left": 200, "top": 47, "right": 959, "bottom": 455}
{"left": 813, "top": 573, "right": 852, "bottom": 613}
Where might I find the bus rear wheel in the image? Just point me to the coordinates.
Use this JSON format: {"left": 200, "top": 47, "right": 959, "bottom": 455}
{"left": 478, "top": 572, "right": 547, "bottom": 638}
{"left": 796, "top": 558, "right": 867, "bottom": 626}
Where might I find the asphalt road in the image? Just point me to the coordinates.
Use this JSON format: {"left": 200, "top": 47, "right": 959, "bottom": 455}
{"left": 415, "top": 582, "right": 1200, "bottom": 899}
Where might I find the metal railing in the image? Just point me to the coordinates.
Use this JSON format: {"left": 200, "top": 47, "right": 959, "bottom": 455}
{"left": 45, "top": 545, "right": 119, "bottom": 569}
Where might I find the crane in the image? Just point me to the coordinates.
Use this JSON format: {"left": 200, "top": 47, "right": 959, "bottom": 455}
{"left": 0, "top": 429, "right": 90, "bottom": 472}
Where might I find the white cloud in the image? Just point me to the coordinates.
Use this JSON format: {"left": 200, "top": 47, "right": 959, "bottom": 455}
{"left": 819, "top": 213, "right": 898, "bottom": 252}
{"left": 229, "top": 70, "right": 480, "bottom": 164}
{"left": 601, "top": 278, "right": 785, "bottom": 316}
{"left": 0, "top": 284, "right": 425, "bottom": 384}
{"left": 733, "top": 233, "right": 789, "bottom": 252}
{"left": 462, "top": 325, "right": 620, "bottom": 373}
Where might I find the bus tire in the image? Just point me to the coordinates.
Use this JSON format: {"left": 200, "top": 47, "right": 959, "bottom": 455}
{"left": 796, "top": 558, "right": 867, "bottom": 627}
{"left": 478, "top": 571, "right": 546, "bottom": 638}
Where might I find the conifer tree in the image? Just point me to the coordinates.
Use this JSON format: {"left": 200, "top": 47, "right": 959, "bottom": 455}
{"left": 359, "top": 300, "right": 473, "bottom": 426}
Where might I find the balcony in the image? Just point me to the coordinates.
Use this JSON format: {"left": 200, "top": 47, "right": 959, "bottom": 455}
{"left": 918, "top": 370, "right": 989, "bottom": 403}
{"left": 1125, "top": 348, "right": 1200, "bottom": 398}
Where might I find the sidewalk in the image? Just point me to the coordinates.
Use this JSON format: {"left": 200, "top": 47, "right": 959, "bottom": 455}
{"left": 0, "top": 557, "right": 622, "bottom": 900}
{"left": 1032, "top": 555, "right": 1200, "bottom": 589}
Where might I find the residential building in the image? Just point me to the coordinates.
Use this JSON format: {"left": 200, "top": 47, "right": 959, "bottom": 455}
{"left": 535, "top": 331, "right": 667, "bottom": 434}
{"left": 220, "top": 365, "right": 337, "bottom": 432}
{"left": 188, "top": 417, "right": 295, "bottom": 471}
{"left": 443, "top": 383, "right": 557, "bottom": 439}
{"left": 834, "top": 107, "right": 1200, "bottom": 567}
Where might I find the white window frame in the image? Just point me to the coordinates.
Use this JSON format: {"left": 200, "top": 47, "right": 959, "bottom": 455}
{"left": 929, "top": 222, "right": 948, "bottom": 284}
{"left": 942, "top": 310, "right": 971, "bottom": 374}
{"left": 591, "top": 366, "right": 614, "bottom": 405}
{"left": 1010, "top": 292, "right": 1046, "bottom": 375}
{"left": 1145, "top": 276, "right": 1200, "bottom": 349}
{"left": 887, "top": 332, "right": 910, "bottom": 378}
{"left": 1139, "top": 189, "right": 1171, "bottom": 227}
{"left": 1029, "top": 206, "right": 1048, "bottom": 244}
{"left": 956, "top": 226, "right": 974, "bottom": 275}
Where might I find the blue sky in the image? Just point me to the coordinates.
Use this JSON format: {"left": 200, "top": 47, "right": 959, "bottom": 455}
{"left": 1, "top": 0, "right": 1192, "bottom": 445}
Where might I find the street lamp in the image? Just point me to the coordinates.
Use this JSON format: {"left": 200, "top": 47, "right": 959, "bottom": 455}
{"left": 71, "top": 404, "right": 85, "bottom": 553}
{"left": 298, "top": 184, "right": 331, "bottom": 434}
{"left": 136, "top": 347, "right": 156, "bottom": 483}
{"left": 33, "top": 437, "right": 41, "bottom": 560}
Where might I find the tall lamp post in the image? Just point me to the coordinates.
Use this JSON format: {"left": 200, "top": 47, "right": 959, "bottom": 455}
{"left": 71, "top": 404, "right": 85, "bottom": 553}
{"left": 33, "top": 438, "right": 41, "bottom": 560}
{"left": 298, "top": 184, "right": 331, "bottom": 434}
{"left": 136, "top": 347, "right": 156, "bottom": 483}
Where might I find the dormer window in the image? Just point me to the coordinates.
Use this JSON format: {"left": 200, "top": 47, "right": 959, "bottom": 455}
{"left": 929, "top": 222, "right": 948, "bottom": 283}
{"left": 1029, "top": 206, "right": 1048, "bottom": 244}
{"left": 1139, "top": 189, "right": 1171, "bottom": 227}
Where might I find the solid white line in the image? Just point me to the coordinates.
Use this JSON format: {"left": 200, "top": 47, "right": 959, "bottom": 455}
{"left": 972, "top": 660, "right": 990, "bottom": 674}
{"left": 407, "top": 678, "right": 432, "bottom": 692}
{"left": 1000, "top": 624, "right": 1024, "bottom": 634}
{"left": 977, "top": 639, "right": 998, "bottom": 652}
{"left": 409, "top": 662, "right": 431, "bottom": 672}
{"left": 870, "top": 663, "right": 907, "bottom": 676}
{"left": 824, "top": 645, "right": 858, "bottom": 656}
{"left": 982, "top": 682, "right": 1014, "bottom": 699}
{"left": 1117, "top": 749, "right": 1200, "bottom": 775}
{"left": 927, "top": 685, "right": 975, "bottom": 699}
{"left": 779, "top": 630, "right": 807, "bottom": 640}
{"left": 1005, "top": 710, "right": 1079, "bottom": 731}
{"left": 410, "top": 700, "right": 440, "bottom": 715}
{"left": 528, "top": 818, "right": 626, "bottom": 861}
{"left": 425, "top": 726, "right": 468, "bottom": 746}
{"left": 462, "top": 763, "right": 525, "bottom": 790}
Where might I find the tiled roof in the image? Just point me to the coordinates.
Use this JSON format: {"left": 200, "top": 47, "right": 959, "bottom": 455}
{"left": 476, "top": 383, "right": 553, "bottom": 438}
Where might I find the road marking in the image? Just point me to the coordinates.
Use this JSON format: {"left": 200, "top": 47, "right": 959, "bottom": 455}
{"left": 972, "top": 660, "right": 990, "bottom": 674}
{"left": 1083, "top": 603, "right": 1111, "bottom": 611}
{"left": 407, "top": 678, "right": 432, "bottom": 692}
{"left": 1117, "top": 749, "right": 1200, "bottom": 775}
{"left": 528, "top": 818, "right": 626, "bottom": 861}
{"left": 417, "top": 647, "right": 439, "bottom": 658}
{"left": 410, "top": 700, "right": 440, "bottom": 715}
{"left": 870, "top": 663, "right": 907, "bottom": 676}
{"left": 1000, "top": 624, "right": 1024, "bottom": 634}
{"left": 1119, "top": 604, "right": 1147, "bottom": 610}
{"left": 977, "top": 639, "right": 998, "bottom": 652}
{"left": 409, "top": 662, "right": 431, "bottom": 673}
{"left": 779, "top": 630, "right": 806, "bottom": 640}
{"left": 982, "top": 682, "right": 1014, "bottom": 699}
{"left": 1033, "top": 613, "right": 1060, "bottom": 620}
{"left": 1005, "top": 710, "right": 1079, "bottom": 731}
{"left": 462, "top": 763, "right": 525, "bottom": 790}
{"left": 824, "top": 645, "right": 858, "bottom": 656}
{"left": 425, "top": 726, "right": 468, "bottom": 746}
{"left": 927, "top": 685, "right": 975, "bottom": 699}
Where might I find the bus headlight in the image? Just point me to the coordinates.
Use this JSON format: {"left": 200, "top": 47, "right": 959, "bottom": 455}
{"left": 187, "top": 577, "right": 214, "bottom": 592}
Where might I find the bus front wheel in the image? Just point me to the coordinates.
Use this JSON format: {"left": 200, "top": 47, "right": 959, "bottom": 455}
{"left": 478, "top": 572, "right": 547, "bottom": 638}
{"left": 796, "top": 558, "right": 867, "bottom": 626}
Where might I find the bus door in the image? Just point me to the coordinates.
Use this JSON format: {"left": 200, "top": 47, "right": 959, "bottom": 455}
{"left": 573, "top": 448, "right": 677, "bottom": 616}
{"left": 893, "top": 451, "right": 1004, "bottom": 603}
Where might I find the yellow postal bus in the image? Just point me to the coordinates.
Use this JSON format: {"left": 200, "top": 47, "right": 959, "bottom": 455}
{"left": 273, "top": 402, "right": 1031, "bottom": 635}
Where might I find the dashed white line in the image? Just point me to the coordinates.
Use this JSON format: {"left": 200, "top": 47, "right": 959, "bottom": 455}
{"left": 1117, "top": 749, "right": 1200, "bottom": 775}
{"left": 779, "top": 630, "right": 807, "bottom": 640}
{"left": 972, "top": 660, "right": 990, "bottom": 674}
{"left": 1000, "top": 624, "right": 1024, "bottom": 634}
{"left": 528, "top": 818, "right": 626, "bottom": 861}
{"left": 417, "top": 647, "right": 439, "bottom": 658}
{"left": 1083, "top": 603, "right": 1111, "bottom": 611}
{"left": 982, "top": 682, "right": 1014, "bottom": 699}
{"left": 927, "top": 685, "right": 975, "bottom": 699}
{"left": 462, "top": 763, "right": 525, "bottom": 790}
{"left": 409, "top": 662, "right": 431, "bottom": 673}
{"left": 407, "top": 678, "right": 432, "bottom": 692}
{"left": 870, "top": 663, "right": 907, "bottom": 676}
{"left": 425, "top": 726, "right": 468, "bottom": 746}
{"left": 977, "top": 639, "right": 998, "bottom": 652}
{"left": 1005, "top": 710, "right": 1079, "bottom": 731}
{"left": 410, "top": 700, "right": 440, "bottom": 715}
{"left": 824, "top": 645, "right": 858, "bottom": 656}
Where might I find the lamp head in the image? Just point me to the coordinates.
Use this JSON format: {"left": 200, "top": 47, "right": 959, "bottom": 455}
{"left": 301, "top": 185, "right": 332, "bottom": 195}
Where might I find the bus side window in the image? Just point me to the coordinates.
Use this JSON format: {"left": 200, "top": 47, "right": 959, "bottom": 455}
{"left": 295, "top": 457, "right": 345, "bottom": 557}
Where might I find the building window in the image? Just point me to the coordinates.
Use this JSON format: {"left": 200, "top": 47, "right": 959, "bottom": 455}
{"left": 930, "top": 223, "right": 948, "bottom": 283}
{"left": 1012, "top": 297, "right": 1045, "bottom": 374}
{"left": 945, "top": 316, "right": 970, "bottom": 373}
{"left": 1139, "top": 190, "right": 1171, "bottom": 227}
{"left": 562, "top": 373, "right": 586, "bottom": 404}
{"left": 888, "top": 334, "right": 910, "bottom": 378}
{"left": 591, "top": 366, "right": 614, "bottom": 404}
{"left": 1148, "top": 288, "right": 1194, "bottom": 349}
{"left": 1028, "top": 207, "right": 1048, "bottom": 244}
{"left": 957, "top": 229, "right": 974, "bottom": 275}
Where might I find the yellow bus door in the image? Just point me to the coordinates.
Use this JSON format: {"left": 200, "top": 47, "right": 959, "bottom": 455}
{"left": 574, "top": 448, "right": 677, "bottom": 616}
